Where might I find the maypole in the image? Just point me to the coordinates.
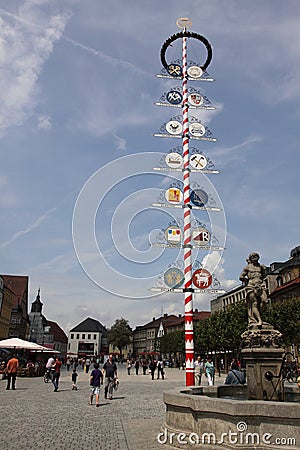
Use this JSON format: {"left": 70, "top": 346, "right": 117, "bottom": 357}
{"left": 180, "top": 19, "right": 194, "bottom": 386}
{"left": 152, "top": 18, "right": 223, "bottom": 387}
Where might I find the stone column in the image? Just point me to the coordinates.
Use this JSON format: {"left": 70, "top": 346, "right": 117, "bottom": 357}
{"left": 241, "top": 324, "right": 284, "bottom": 401}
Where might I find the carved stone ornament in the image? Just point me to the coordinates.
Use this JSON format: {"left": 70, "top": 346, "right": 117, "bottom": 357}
{"left": 241, "top": 324, "right": 282, "bottom": 348}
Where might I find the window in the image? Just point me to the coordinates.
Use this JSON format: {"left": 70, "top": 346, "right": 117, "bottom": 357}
{"left": 71, "top": 334, "right": 74, "bottom": 339}
{"left": 82, "top": 334, "right": 85, "bottom": 339}
{"left": 88, "top": 334, "right": 91, "bottom": 339}
{"left": 94, "top": 334, "right": 96, "bottom": 340}
{"left": 76, "top": 334, "right": 80, "bottom": 339}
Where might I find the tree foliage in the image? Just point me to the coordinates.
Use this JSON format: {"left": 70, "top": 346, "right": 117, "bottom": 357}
{"left": 263, "top": 298, "right": 300, "bottom": 348}
{"left": 140, "top": 299, "right": 300, "bottom": 359}
{"left": 194, "top": 302, "right": 248, "bottom": 355}
{"left": 107, "top": 318, "right": 132, "bottom": 356}
{"left": 159, "top": 330, "right": 185, "bottom": 355}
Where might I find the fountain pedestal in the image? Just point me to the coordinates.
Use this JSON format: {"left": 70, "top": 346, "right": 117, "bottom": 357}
{"left": 241, "top": 324, "right": 284, "bottom": 401}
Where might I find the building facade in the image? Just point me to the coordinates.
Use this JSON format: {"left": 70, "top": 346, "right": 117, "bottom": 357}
{"left": 269, "top": 246, "right": 300, "bottom": 304}
{"left": 68, "top": 317, "right": 108, "bottom": 358}
{"left": 133, "top": 314, "right": 181, "bottom": 356}
{"left": 211, "top": 246, "right": 300, "bottom": 313}
{"left": 28, "top": 289, "right": 67, "bottom": 355}
{"left": 1, "top": 275, "right": 30, "bottom": 339}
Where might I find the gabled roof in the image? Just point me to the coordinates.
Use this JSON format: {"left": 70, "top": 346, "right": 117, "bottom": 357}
{"left": 134, "top": 314, "right": 178, "bottom": 331}
{"left": 47, "top": 321, "right": 68, "bottom": 343}
{"left": 165, "top": 311, "right": 210, "bottom": 328}
{"left": 70, "top": 317, "right": 108, "bottom": 336}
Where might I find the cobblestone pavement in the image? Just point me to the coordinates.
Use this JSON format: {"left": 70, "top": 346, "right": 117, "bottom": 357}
{"left": 0, "top": 364, "right": 226, "bottom": 450}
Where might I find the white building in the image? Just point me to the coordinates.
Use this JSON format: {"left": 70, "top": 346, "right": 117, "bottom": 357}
{"left": 67, "top": 317, "right": 108, "bottom": 358}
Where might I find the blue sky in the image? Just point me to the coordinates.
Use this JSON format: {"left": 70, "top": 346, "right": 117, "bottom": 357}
{"left": 1, "top": 0, "right": 299, "bottom": 334}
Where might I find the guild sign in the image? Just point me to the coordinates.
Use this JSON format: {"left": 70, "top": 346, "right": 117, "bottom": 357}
{"left": 166, "top": 120, "right": 183, "bottom": 135}
{"left": 190, "top": 189, "right": 208, "bottom": 207}
{"left": 189, "top": 122, "right": 205, "bottom": 137}
{"left": 164, "top": 267, "right": 184, "bottom": 288}
{"left": 167, "top": 64, "right": 182, "bottom": 77}
{"left": 166, "top": 90, "right": 183, "bottom": 105}
{"left": 188, "top": 93, "right": 203, "bottom": 107}
{"left": 192, "top": 227, "right": 211, "bottom": 246}
{"left": 165, "top": 188, "right": 183, "bottom": 204}
{"left": 165, "top": 152, "right": 183, "bottom": 168}
{"left": 187, "top": 65, "right": 203, "bottom": 78}
{"left": 165, "top": 226, "right": 182, "bottom": 245}
{"left": 192, "top": 269, "right": 212, "bottom": 289}
{"left": 190, "top": 153, "right": 207, "bottom": 169}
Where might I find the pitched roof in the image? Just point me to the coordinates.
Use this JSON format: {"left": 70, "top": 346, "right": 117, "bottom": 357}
{"left": 70, "top": 317, "right": 108, "bottom": 336}
{"left": 134, "top": 314, "right": 178, "bottom": 331}
{"left": 47, "top": 321, "right": 68, "bottom": 343}
{"left": 165, "top": 311, "right": 211, "bottom": 328}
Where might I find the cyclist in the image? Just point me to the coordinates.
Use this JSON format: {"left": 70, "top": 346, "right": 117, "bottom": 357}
{"left": 45, "top": 355, "right": 55, "bottom": 381}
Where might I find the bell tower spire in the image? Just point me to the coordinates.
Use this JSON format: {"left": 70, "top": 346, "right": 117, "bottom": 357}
{"left": 31, "top": 287, "right": 43, "bottom": 313}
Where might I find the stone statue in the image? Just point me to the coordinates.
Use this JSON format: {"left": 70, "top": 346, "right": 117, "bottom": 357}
{"left": 239, "top": 252, "right": 268, "bottom": 327}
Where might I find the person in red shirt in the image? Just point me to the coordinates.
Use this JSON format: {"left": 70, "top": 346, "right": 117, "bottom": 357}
{"left": 52, "top": 357, "right": 62, "bottom": 392}
{"left": 6, "top": 354, "right": 19, "bottom": 390}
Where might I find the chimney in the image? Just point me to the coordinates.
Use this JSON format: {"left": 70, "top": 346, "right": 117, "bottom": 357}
{"left": 153, "top": 317, "right": 155, "bottom": 321}
{"left": 195, "top": 308, "right": 198, "bottom": 313}
{"left": 164, "top": 313, "right": 168, "bottom": 317}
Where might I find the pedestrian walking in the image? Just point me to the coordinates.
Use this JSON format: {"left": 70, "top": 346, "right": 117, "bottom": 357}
{"left": 52, "top": 357, "right": 62, "bottom": 392}
{"left": 195, "top": 356, "right": 204, "bottom": 386}
{"left": 66, "top": 357, "right": 71, "bottom": 372}
{"left": 85, "top": 358, "right": 91, "bottom": 373}
{"left": 6, "top": 354, "right": 19, "bottom": 390}
{"left": 149, "top": 359, "right": 157, "bottom": 380}
{"left": 157, "top": 359, "right": 164, "bottom": 380}
{"left": 142, "top": 358, "right": 148, "bottom": 375}
{"left": 89, "top": 363, "right": 103, "bottom": 407}
{"left": 102, "top": 354, "right": 118, "bottom": 400}
{"left": 126, "top": 358, "right": 132, "bottom": 375}
{"left": 205, "top": 357, "right": 214, "bottom": 386}
{"left": 71, "top": 368, "right": 78, "bottom": 390}
{"left": 134, "top": 359, "right": 140, "bottom": 375}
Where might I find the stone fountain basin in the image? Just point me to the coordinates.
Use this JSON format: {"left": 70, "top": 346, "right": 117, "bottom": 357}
{"left": 162, "top": 385, "right": 300, "bottom": 449}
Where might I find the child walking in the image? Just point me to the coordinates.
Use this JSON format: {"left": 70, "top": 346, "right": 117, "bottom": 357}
{"left": 89, "top": 363, "right": 103, "bottom": 407}
{"left": 71, "top": 367, "right": 78, "bottom": 390}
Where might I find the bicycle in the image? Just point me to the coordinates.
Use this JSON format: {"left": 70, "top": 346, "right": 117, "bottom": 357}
{"left": 282, "top": 366, "right": 298, "bottom": 383}
{"left": 43, "top": 368, "right": 54, "bottom": 383}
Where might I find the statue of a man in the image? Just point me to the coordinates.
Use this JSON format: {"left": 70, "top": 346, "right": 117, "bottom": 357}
{"left": 239, "top": 252, "right": 268, "bottom": 327}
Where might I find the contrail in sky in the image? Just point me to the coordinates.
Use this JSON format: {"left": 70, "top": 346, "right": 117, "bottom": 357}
{"left": 0, "top": 7, "right": 147, "bottom": 76}
{"left": 1, "top": 207, "right": 57, "bottom": 248}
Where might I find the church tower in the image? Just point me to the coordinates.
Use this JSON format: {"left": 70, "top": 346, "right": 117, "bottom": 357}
{"left": 31, "top": 288, "right": 43, "bottom": 313}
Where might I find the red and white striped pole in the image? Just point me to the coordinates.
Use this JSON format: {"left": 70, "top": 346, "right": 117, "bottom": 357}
{"left": 181, "top": 32, "right": 194, "bottom": 386}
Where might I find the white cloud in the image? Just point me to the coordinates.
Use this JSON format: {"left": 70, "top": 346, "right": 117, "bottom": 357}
{"left": 37, "top": 114, "right": 52, "bottom": 130}
{"left": 0, "top": 175, "right": 18, "bottom": 207}
{"left": 112, "top": 132, "right": 126, "bottom": 151}
{"left": 0, "top": 5, "right": 70, "bottom": 135}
